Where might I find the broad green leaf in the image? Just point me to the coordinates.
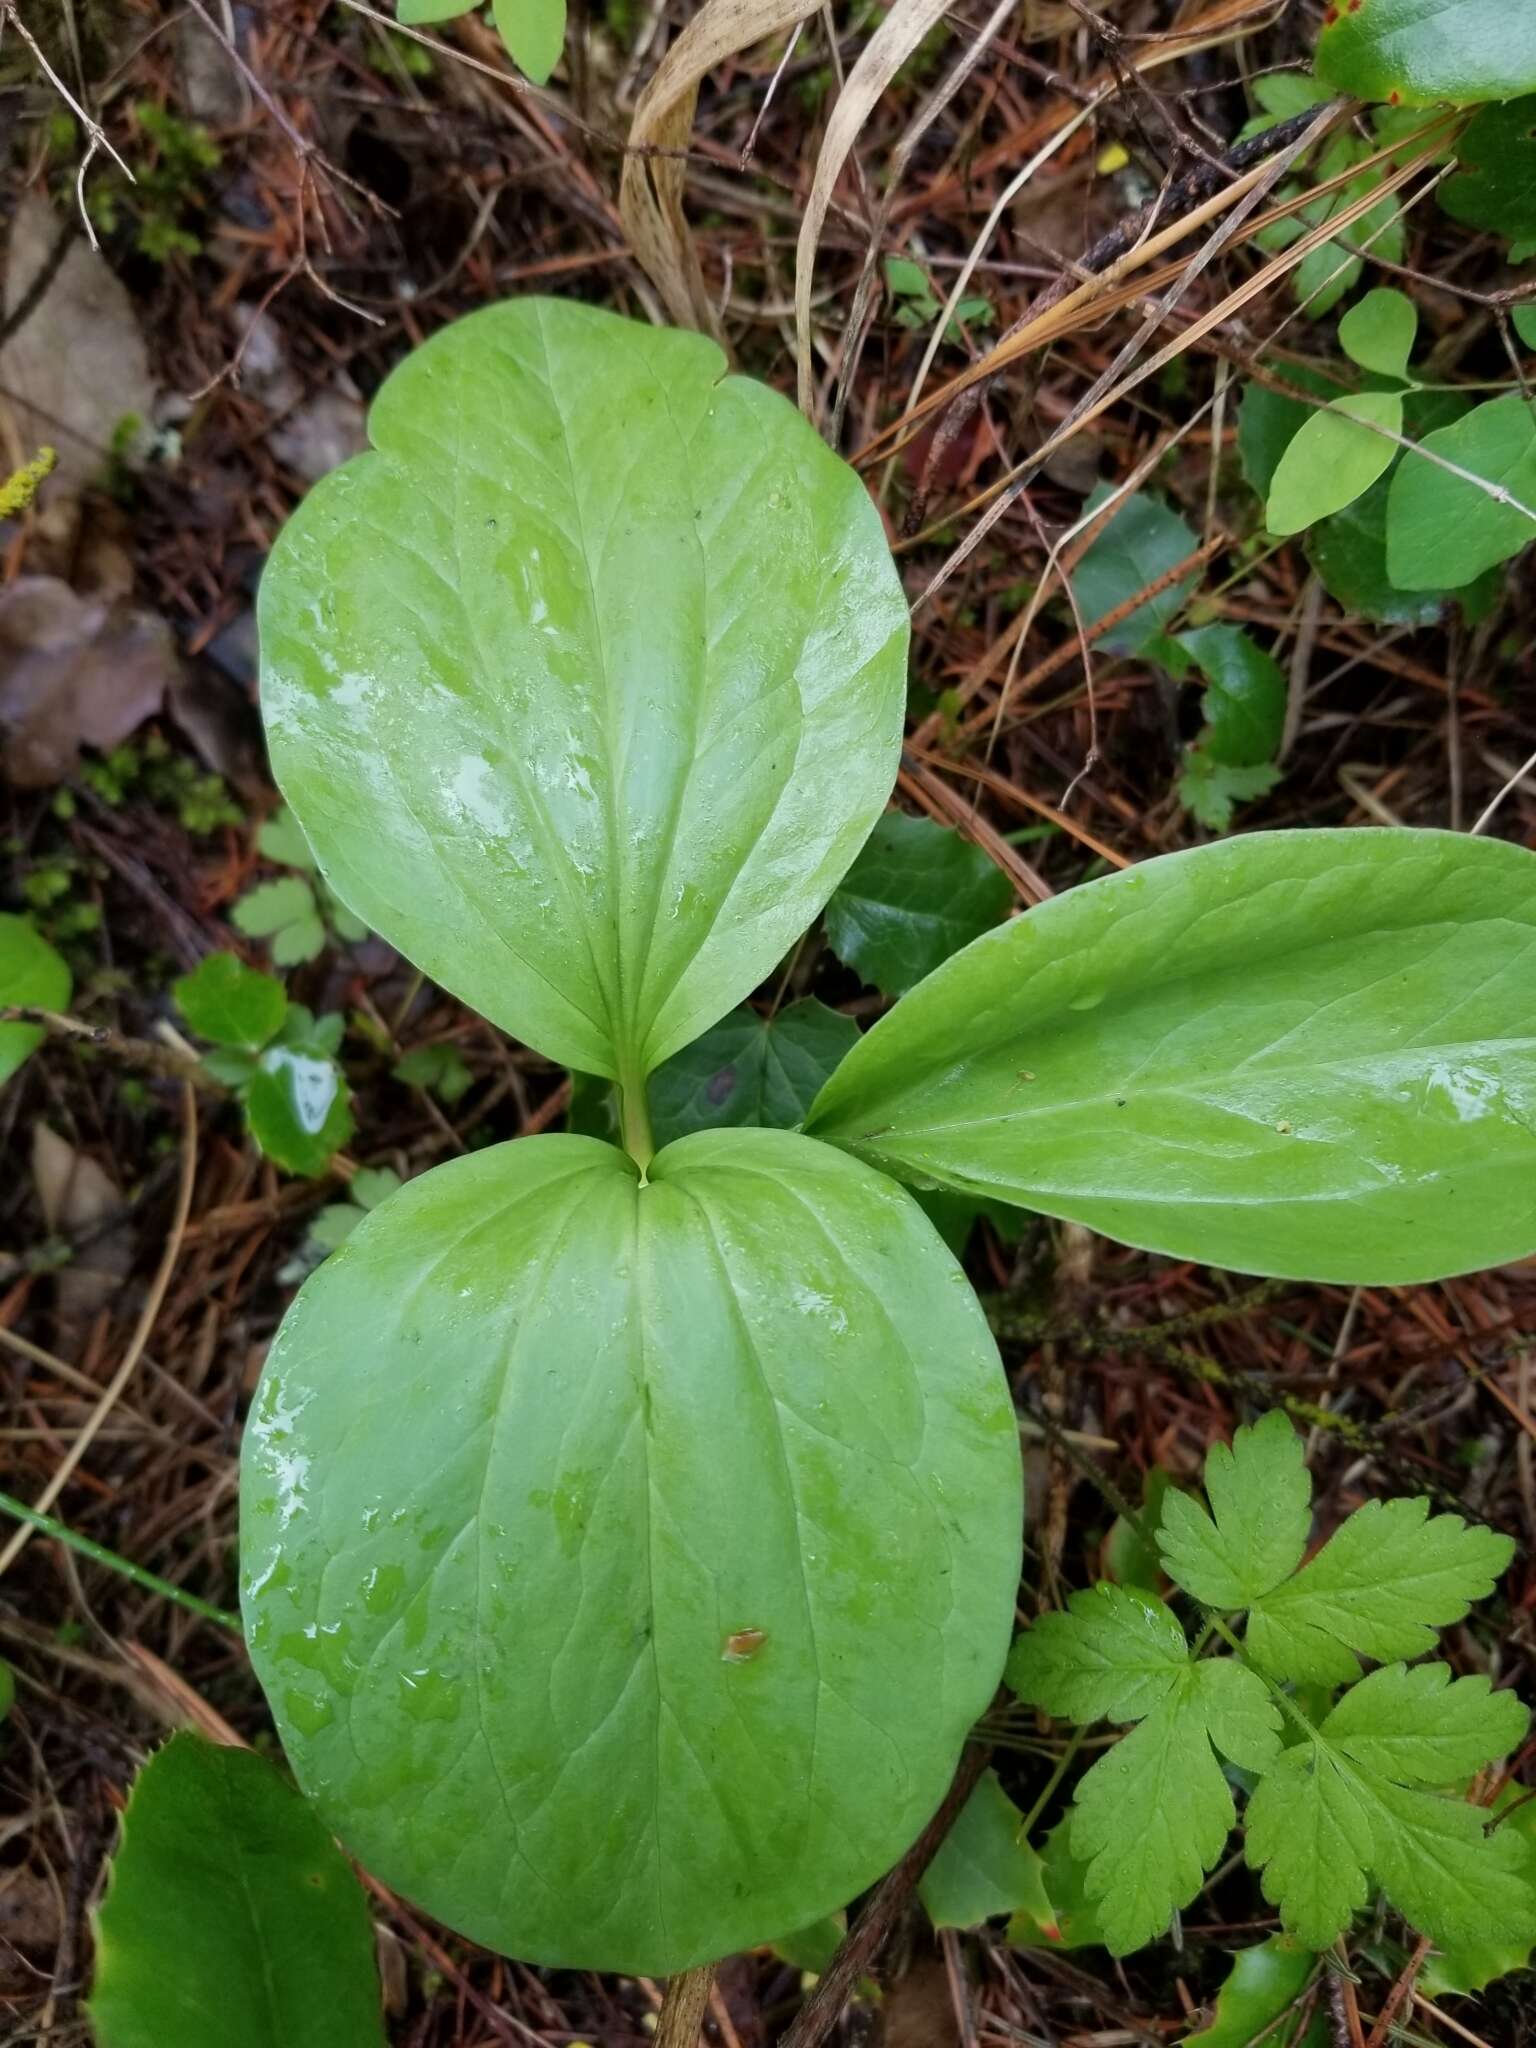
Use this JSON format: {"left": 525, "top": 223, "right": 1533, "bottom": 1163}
{"left": 1248, "top": 1728, "right": 1536, "bottom": 1953}
{"left": 772, "top": 1913, "right": 846, "bottom": 1973}
{"left": 808, "top": 829, "right": 1536, "bottom": 1283}
{"left": 1306, "top": 475, "right": 1445, "bottom": 624}
{"left": 1174, "top": 625, "right": 1286, "bottom": 767}
{"left": 1316, "top": 0, "right": 1536, "bottom": 108}
{"left": 1070, "top": 1661, "right": 1277, "bottom": 1956}
{"left": 1320, "top": 1661, "right": 1528, "bottom": 1783}
{"left": 397, "top": 0, "right": 476, "bottom": 19}
{"left": 1074, "top": 485, "right": 1199, "bottom": 654}
{"left": 918, "top": 1770, "right": 1054, "bottom": 1929}
{"left": 1187, "top": 1936, "right": 1321, "bottom": 2047}
{"left": 1386, "top": 391, "right": 1536, "bottom": 588}
{"left": 1157, "top": 1412, "right": 1310, "bottom": 1609}
{"left": 647, "top": 998, "right": 859, "bottom": 1147}
{"left": 1267, "top": 392, "right": 1403, "bottom": 536}
{"left": 258, "top": 298, "right": 907, "bottom": 1086}
{"left": 1246, "top": 1496, "right": 1515, "bottom": 1684}
{"left": 1176, "top": 754, "right": 1280, "bottom": 832}
{"left": 242, "top": 1128, "right": 1022, "bottom": 1973}
{"left": 90, "top": 1734, "right": 384, "bottom": 2048}
{"left": 1236, "top": 366, "right": 1345, "bottom": 496}
{"left": 1006, "top": 1584, "right": 1190, "bottom": 1724}
{"left": 174, "top": 952, "right": 286, "bottom": 1051}
{"left": 0, "top": 913, "right": 69, "bottom": 1088}
{"left": 885, "top": 256, "right": 930, "bottom": 297}
{"left": 1337, "top": 288, "right": 1417, "bottom": 378}
{"left": 824, "top": 814, "right": 1013, "bottom": 997}
{"left": 246, "top": 1043, "right": 353, "bottom": 1177}
{"left": 233, "top": 876, "right": 326, "bottom": 967}
{"left": 256, "top": 806, "right": 316, "bottom": 870}
{"left": 1421, "top": 1786, "right": 1536, "bottom": 1995}
{"left": 492, "top": 0, "right": 565, "bottom": 83}
{"left": 1103, "top": 1467, "right": 1172, "bottom": 1593}
{"left": 1443, "top": 96, "right": 1536, "bottom": 242}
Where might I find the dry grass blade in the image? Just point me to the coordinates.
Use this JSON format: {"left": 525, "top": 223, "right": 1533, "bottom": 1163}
{"left": 622, "top": 0, "right": 822, "bottom": 333}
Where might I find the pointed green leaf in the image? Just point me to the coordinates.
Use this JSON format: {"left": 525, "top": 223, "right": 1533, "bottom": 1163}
{"left": 1315, "top": 0, "right": 1536, "bottom": 107}
{"left": 919, "top": 1770, "right": 1054, "bottom": 1929}
{"left": 1246, "top": 1497, "right": 1515, "bottom": 1684}
{"left": 647, "top": 999, "right": 860, "bottom": 1147}
{"left": 242, "top": 1128, "right": 1021, "bottom": 1973}
{"left": 1386, "top": 392, "right": 1536, "bottom": 589}
{"left": 1421, "top": 1786, "right": 1536, "bottom": 1995}
{"left": 1074, "top": 486, "right": 1200, "bottom": 654}
{"left": 174, "top": 952, "right": 287, "bottom": 1051}
{"left": 1008, "top": 1817, "right": 1100, "bottom": 1950}
{"left": 1174, "top": 626, "right": 1287, "bottom": 768}
{"left": 258, "top": 299, "right": 907, "bottom": 1084}
{"left": 808, "top": 829, "right": 1536, "bottom": 1283}
{"left": 824, "top": 813, "right": 1013, "bottom": 997}
{"left": 1006, "top": 1585, "right": 1189, "bottom": 1724}
{"left": 1443, "top": 96, "right": 1536, "bottom": 242}
{"left": 1157, "top": 1412, "right": 1311, "bottom": 1610}
{"left": 1176, "top": 754, "right": 1280, "bottom": 831}
{"left": 1187, "top": 1936, "right": 1320, "bottom": 2048}
{"left": 492, "top": 0, "right": 565, "bottom": 82}
{"left": 1245, "top": 1740, "right": 1375, "bottom": 1949}
{"left": 1320, "top": 1662, "right": 1528, "bottom": 1783}
{"left": 90, "top": 1734, "right": 384, "bottom": 2048}
{"left": 1337, "top": 288, "right": 1417, "bottom": 379}
{"left": 0, "top": 913, "right": 70, "bottom": 1088}
{"left": 1267, "top": 392, "right": 1403, "bottom": 536}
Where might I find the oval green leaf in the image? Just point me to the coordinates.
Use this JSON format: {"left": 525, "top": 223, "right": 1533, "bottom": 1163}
{"left": 257, "top": 298, "right": 908, "bottom": 1084}
{"left": 241, "top": 1128, "right": 1021, "bottom": 1973}
{"left": 91, "top": 1733, "right": 385, "bottom": 2048}
{"left": 1266, "top": 391, "right": 1403, "bottom": 537}
{"left": 1316, "top": 0, "right": 1536, "bottom": 108}
{"left": 0, "top": 913, "right": 70, "bottom": 1088}
{"left": 808, "top": 829, "right": 1536, "bottom": 1283}
{"left": 1385, "top": 391, "right": 1536, "bottom": 588}
{"left": 1337, "top": 287, "right": 1417, "bottom": 379}
{"left": 492, "top": 0, "right": 565, "bottom": 83}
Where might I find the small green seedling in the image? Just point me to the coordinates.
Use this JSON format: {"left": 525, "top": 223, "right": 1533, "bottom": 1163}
{"left": 884, "top": 256, "right": 995, "bottom": 343}
{"left": 0, "top": 914, "right": 70, "bottom": 1089}
{"left": 232, "top": 806, "right": 369, "bottom": 965}
{"left": 394, "top": 0, "right": 565, "bottom": 85}
{"left": 280, "top": 1166, "right": 403, "bottom": 1285}
{"left": 237, "top": 295, "right": 1536, "bottom": 1981}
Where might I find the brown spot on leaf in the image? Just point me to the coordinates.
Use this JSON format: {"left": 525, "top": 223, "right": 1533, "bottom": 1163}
{"left": 722, "top": 1628, "right": 767, "bottom": 1662}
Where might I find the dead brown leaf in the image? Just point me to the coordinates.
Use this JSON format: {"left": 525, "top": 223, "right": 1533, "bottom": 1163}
{"left": 31, "top": 1122, "right": 133, "bottom": 1319}
{"left": 0, "top": 576, "right": 180, "bottom": 787}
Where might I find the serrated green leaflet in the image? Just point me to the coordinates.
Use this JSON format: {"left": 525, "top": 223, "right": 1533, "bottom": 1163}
{"left": 0, "top": 913, "right": 69, "bottom": 1088}
{"left": 1322, "top": 1662, "right": 1527, "bottom": 1782}
{"left": 1386, "top": 392, "right": 1536, "bottom": 589}
{"left": 1315, "top": 0, "right": 1536, "bottom": 107}
{"left": 258, "top": 298, "right": 907, "bottom": 1088}
{"left": 90, "top": 1734, "right": 384, "bottom": 2048}
{"left": 824, "top": 813, "right": 1014, "bottom": 997}
{"left": 1006, "top": 1584, "right": 1189, "bottom": 1724}
{"left": 918, "top": 1770, "right": 1054, "bottom": 1930}
{"left": 1266, "top": 391, "right": 1403, "bottom": 536}
{"left": 808, "top": 829, "right": 1536, "bottom": 1282}
{"left": 1244, "top": 1495, "right": 1514, "bottom": 1683}
{"left": 1173, "top": 626, "right": 1286, "bottom": 769}
{"left": 1157, "top": 1412, "right": 1310, "bottom": 1609}
{"left": 242, "top": 1128, "right": 1021, "bottom": 1973}
{"left": 647, "top": 998, "right": 859, "bottom": 1147}
{"left": 1422, "top": 1786, "right": 1536, "bottom": 1995}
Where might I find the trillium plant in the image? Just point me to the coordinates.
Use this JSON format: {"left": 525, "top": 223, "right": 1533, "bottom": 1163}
{"left": 244, "top": 296, "right": 1536, "bottom": 1976}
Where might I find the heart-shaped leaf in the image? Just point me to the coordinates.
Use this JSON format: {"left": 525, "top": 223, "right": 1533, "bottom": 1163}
{"left": 808, "top": 829, "right": 1536, "bottom": 1282}
{"left": 257, "top": 299, "right": 907, "bottom": 1088}
{"left": 1337, "top": 288, "right": 1417, "bottom": 379}
{"left": 647, "top": 998, "right": 859, "bottom": 1146}
{"left": 241, "top": 1128, "right": 1022, "bottom": 1973}
{"left": 1315, "top": 0, "right": 1536, "bottom": 108}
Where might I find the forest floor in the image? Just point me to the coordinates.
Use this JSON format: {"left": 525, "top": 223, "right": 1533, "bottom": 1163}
{"left": 1, "top": 0, "right": 1534, "bottom": 2043}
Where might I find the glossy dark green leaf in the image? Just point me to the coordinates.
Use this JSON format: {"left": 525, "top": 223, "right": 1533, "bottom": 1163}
{"left": 1305, "top": 475, "right": 1446, "bottom": 624}
{"left": 0, "top": 913, "right": 69, "bottom": 1088}
{"left": 824, "top": 813, "right": 1013, "bottom": 997}
{"left": 242, "top": 1128, "right": 1022, "bottom": 1973}
{"left": 647, "top": 999, "right": 859, "bottom": 1147}
{"left": 1443, "top": 96, "right": 1536, "bottom": 241}
{"left": 808, "top": 829, "right": 1536, "bottom": 1282}
{"left": 1315, "top": 0, "right": 1536, "bottom": 107}
{"left": 258, "top": 298, "right": 907, "bottom": 1087}
{"left": 246, "top": 1036, "right": 353, "bottom": 1178}
{"left": 1267, "top": 392, "right": 1403, "bottom": 536}
{"left": 491, "top": 0, "right": 565, "bottom": 82}
{"left": 174, "top": 952, "right": 287, "bottom": 1051}
{"left": 1186, "top": 1936, "right": 1320, "bottom": 2047}
{"left": 1074, "top": 486, "right": 1199, "bottom": 654}
{"left": 1174, "top": 626, "right": 1286, "bottom": 768}
{"left": 90, "top": 1734, "right": 384, "bottom": 2048}
{"left": 1386, "top": 392, "right": 1536, "bottom": 588}
{"left": 918, "top": 1771, "right": 1053, "bottom": 1929}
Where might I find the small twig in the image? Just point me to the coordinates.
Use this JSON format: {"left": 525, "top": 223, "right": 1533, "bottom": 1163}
{"left": 0, "top": 1007, "right": 221, "bottom": 1091}
{"left": 0, "top": 1, "right": 135, "bottom": 251}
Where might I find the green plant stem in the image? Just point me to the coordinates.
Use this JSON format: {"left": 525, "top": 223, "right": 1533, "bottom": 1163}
{"left": 0, "top": 1489, "right": 242, "bottom": 1634}
{"left": 1017, "top": 1725, "right": 1084, "bottom": 1837}
{"left": 619, "top": 1066, "right": 654, "bottom": 1174}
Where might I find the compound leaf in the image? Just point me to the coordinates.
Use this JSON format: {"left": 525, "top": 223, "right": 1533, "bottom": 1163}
{"left": 1266, "top": 392, "right": 1403, "bottom": 536}
{"left": 1315, "top": 0, "right": 1536, "bottom": 107}
{"left": 1337, "top": 288, "right": 1417, "bottom": 379}
{"left": 1246, "top": 1497, "right": 1515, "bottom": 1684}
{"left": 1159, "top": 1412, "right": 1311, "bottom": 1610}
{"left": 1173, "top": 625, "right": 1286, "bottom": 768}
{"left": 1176, "top": 754, "right": 1280, "bottom": 832}
{"left": 1321, "top": 1661, "right": 1528, "bottom": 1784}
{"left": 1245, "top": 1743, "right": 1375, "bottom": 1951}
{"left": 242, "top": 1128, "right": 1021, "bottom": 1974}
{"left": 824, "top": 813, "right": 1013, "bottom": 997}
{"left": 174, "top": 952, "right": 286, "bottom": 1052}
{"left": 0, "top": 913, "right": 70, "bottom": 1088}
{"left": 258, "top": 298, "right": 907, "bottom": 1085}
{"left": 1421, "top": 1787, "right": 1536, "bottom": 1995}
{"left": 919, "top": 1770, "right": 1054, "bottom": 1929}
{"left": 1006, "top": 1585, "right": 1190, "bottom": 1724}
{"left": 90, "top": 1734, "right": 384, "bottom": 2048}
{"left": 233, "top": 877, "right": 327, "bottom": 967}
{"left": 1386, "top": 391, "right": 1536, "bottom": 589}
{"left": 808, "top": 829, "right": 1536, "bottom": 1283}
{"left": 647, "top": 999, "right": 859, "bottom": 1147}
